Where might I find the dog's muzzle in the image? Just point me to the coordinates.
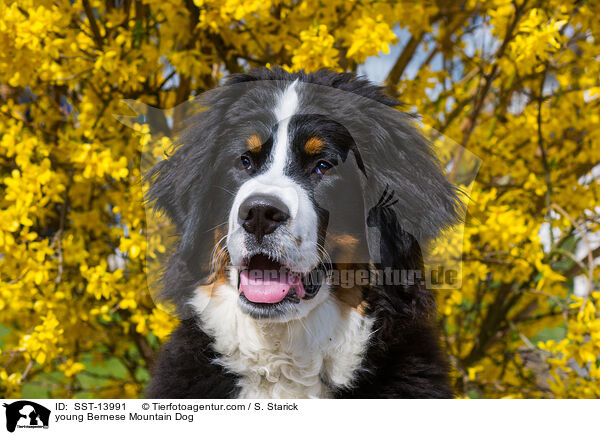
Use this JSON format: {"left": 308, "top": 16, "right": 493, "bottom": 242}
{"left": 238, "top": 194, "right": 290, "bottom": 244}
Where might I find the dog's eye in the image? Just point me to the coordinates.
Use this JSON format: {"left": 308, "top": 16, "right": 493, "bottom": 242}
{"left": 240, "top": 155, "right": 253, "bottom": 171}
{"left": 314, "top": 160, "right": 333, "bottom": 176}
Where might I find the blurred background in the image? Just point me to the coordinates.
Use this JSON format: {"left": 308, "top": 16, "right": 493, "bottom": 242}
{"left": 0, "top": 0, "right": 599, "bottom": 398}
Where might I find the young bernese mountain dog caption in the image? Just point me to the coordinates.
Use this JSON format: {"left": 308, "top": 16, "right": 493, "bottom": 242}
{"left": 145, "top": 68, "right": 462, "bottom": 399}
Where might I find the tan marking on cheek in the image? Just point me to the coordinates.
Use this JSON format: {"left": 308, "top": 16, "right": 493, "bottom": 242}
{"left": 304, "top": 137, "right": 324, "bottom": 155}
{"left": 295, "top": 236, "right": 303, "bottom": 247}
{"left": 198, "top": 226, "right": 230, "bottom": 298}
{"left": 195, "top": 279, "right": 223, "bottom": 299}
{"left": 194, "top": 224, "right": 236, "bottom": 305}
{"left": 247, "top": 134, "right": 262, "bottom": 153}
{"left": 194, "top": 264, "right": 229, "bottom": 300}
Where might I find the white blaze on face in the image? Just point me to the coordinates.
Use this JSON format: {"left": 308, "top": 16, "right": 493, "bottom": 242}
{"left": 270, "top": 79, "right": 299, "bottom": 174}
{"left": 227, "top": 80, "right": 319, "bottom": 273}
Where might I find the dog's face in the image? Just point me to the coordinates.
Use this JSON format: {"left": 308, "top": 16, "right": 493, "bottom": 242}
{"left": 147, "top": 69, "right": 462, "bottom": 323}
{"left": 225, "top": 80, "right": 371, "bottom": 320}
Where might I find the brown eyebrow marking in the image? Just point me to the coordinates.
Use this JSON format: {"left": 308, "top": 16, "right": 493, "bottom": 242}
{"left": 247, "top": 134, "right": 262, "bottom": 153}
{"left": 304, "top": 137, "right": 324, "bottom": 155}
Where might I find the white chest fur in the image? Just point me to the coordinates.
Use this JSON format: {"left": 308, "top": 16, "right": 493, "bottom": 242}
{"left": 189, "top": 284, "right": 373, "bottom": 398}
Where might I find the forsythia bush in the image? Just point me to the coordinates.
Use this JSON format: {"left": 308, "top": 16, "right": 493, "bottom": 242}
{"left": 0, "top": 0, "right": 599, "bottom": 398}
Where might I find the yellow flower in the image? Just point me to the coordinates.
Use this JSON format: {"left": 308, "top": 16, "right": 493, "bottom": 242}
{"left": 289, "top": 25, "right": 340, "bottom": 72}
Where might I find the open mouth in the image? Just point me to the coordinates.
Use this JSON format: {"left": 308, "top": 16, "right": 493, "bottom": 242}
{"left": 237, "top": 253, "right": 324, "bottom": 317}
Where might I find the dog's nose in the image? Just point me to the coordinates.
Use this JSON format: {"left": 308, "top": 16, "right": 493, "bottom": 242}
{"left": 238, "top": 195, "right": 290, "bottom": 243}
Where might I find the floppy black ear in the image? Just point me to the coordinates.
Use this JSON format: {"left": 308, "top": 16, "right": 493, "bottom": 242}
{"left": 145, "top": 156, "right": 183, "bottom": 230}
{"left": 359, "top": 108, "right": 463, "bottom": 270}
{"left": 144, "top": 78, "right": 284, "bottom": 281}
{"left": 356, "top": 109, "right": 463, "bottom": 321}
{"left": 143, "top": 98, "right": 231, "bottom": 278}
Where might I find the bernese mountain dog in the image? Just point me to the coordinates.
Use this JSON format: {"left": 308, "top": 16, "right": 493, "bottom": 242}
{"left": 145, "top": 67, "right": 462, "bottom": 398}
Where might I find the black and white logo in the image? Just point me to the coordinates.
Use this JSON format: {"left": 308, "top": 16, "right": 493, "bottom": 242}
{"left": 3, "top": 401, "right": 50, "bottom": 433}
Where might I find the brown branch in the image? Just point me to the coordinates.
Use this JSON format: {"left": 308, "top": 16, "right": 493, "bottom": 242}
{"left": 462, "top": 266, "right": 538, "bottom": 368}
{"left": 552, "top": 204, "right": 598, "bottom": 294}
{"left": 51, "top": 173, "right": 72, "bottom": 285}
{"left": 20, "top": 360, "right": 33, "bottom": 382}
{"left": 209, "top": 33, "right": 242, "bottom": 75}
{"left": 448, "top": 0, "right": 528, "bottom": 181}
{"left": 383, "top": 2, "right": 474, "bottom": 95}
{"left": 384, "top": 33, "right": 424, "bottom": 96}
{"left": 82, "top": 0, "right": 104, "bottom": 49}
{"left": 434, "top": 83, "right": 478, "bottom": 135}
{"left": 462, "top": 283, "right": 513, "bottom": 367}
{"left": 537, "top": 64, "right": 554, "bottom": 249}
{"left": 131, "top": 328, "right": 155, "bottom": 369}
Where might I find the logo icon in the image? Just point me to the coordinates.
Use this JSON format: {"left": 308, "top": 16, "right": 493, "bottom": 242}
{"left": 3, "top": 401, "right": 50, "bottom": 433}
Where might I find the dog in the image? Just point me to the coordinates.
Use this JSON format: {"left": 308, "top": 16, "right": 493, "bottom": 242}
{"left": 144, "top": 68, "right": 462, "bottom": 398}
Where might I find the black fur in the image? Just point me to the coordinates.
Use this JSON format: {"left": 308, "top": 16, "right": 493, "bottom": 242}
{"left": 145, "top": 67, "right": 461, "bottom": 398}
{"left": 338, "top": 190, "right": 453, "bottom": 398}
{"left": 145, "top": 318, "right": 240, "bottom": 398}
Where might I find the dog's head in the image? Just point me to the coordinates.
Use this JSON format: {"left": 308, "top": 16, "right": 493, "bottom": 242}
{"left": 146, "top": 68, "right": 462, "bottom": 322}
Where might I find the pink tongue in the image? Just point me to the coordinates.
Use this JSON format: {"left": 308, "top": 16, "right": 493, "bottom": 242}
{"left": 239, "top": 269, "right": 305, "bottom": 303}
